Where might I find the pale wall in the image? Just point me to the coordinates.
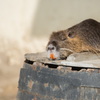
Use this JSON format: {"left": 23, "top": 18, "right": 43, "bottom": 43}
{"left": 32, "top": 0, "right": 100, "bottom": 37}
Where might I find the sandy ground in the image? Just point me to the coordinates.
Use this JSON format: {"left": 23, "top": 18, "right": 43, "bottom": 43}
{"left": 0, "top": 35, "right": 47, "bottom": 100}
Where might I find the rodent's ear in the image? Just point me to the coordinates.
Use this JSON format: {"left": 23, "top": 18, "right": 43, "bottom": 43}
{"left": 60, "top": 34, "right": 67, "bottom": 41}
{"left": 68, "top": 32, "right": 75, "bottom": 38}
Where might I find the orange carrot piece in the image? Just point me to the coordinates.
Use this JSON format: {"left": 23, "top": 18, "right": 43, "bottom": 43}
{"left": 50, "top": 54, "right": 55, "bottom": 59}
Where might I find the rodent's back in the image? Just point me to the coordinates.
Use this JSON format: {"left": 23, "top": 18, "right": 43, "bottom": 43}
{"left": 72, "top": 19, "right": 100, "bottom": 52}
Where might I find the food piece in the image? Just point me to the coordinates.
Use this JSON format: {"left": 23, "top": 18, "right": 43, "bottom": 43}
{"left": 50, "top": 53, "right": 55, "bottom": 59}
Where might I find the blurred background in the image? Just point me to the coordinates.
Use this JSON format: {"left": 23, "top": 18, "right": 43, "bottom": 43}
{"left": 0, "top": 0, "right": 100, "bottom": 100}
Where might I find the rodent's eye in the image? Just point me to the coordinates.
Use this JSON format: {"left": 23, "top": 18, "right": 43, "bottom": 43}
{"left": 60, "top": 36, "right": 67, "bottom": 41}
{"left": 59, "top": 33, "right": 67, "bottom": 41}
{"left": 68, "top": 32, "right": 74, "bottom": 38}
{"left": 62, "top": 38, "right": 66, "bottom": 41}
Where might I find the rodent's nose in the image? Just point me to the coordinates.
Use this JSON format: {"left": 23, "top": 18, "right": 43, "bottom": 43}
{"left": 48, "top": 47, "right": 54, "bottom": 50}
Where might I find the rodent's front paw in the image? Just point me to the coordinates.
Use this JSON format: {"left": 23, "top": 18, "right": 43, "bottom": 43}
{"left": 60, "top": 50, "right": 67, "bottom": 59}
{"left": 60, "top": 50, "right": 72, "bottom": 60}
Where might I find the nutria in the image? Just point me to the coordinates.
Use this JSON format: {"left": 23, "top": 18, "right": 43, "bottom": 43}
{"left": 46, "top": 19, "right": 100, "bottom": 59}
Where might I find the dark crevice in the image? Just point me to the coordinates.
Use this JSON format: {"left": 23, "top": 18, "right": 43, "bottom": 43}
{"left": 45, "top": 64, "right": 58, "bottom": 68}
{"left": 72, "top": 67, "right": 87, "bottom": 71}
{"left": 24, "top": 59, "right": 34, "bottom": 64}
{"left": 25, "top": 59, "right": 89, "bottom": 71}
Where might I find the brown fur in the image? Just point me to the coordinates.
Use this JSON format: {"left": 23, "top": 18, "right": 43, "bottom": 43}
{"left": 47, "top": 19, "right": 100, "bottom": 54}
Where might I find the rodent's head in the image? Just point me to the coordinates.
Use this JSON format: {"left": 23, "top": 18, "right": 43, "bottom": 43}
{"left": 47, "top": 19, "right": 100, "bottom": 59}
{"left": 46, "top": 29, "right": 83, "bottom": 59}
{"left": 47, "top": 29, "right": 86, "bottom": 59}
{"left": 52, "top": 29, "right": 83, "bottom": 52}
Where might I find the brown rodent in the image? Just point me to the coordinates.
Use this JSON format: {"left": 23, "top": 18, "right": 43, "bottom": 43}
{"left": 46, "top": 19, "right": 100, "bottom": 59}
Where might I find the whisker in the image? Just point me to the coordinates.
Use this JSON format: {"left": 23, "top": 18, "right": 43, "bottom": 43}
{"left": 60, "top": 48, "right": 74, "bottom": 52}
